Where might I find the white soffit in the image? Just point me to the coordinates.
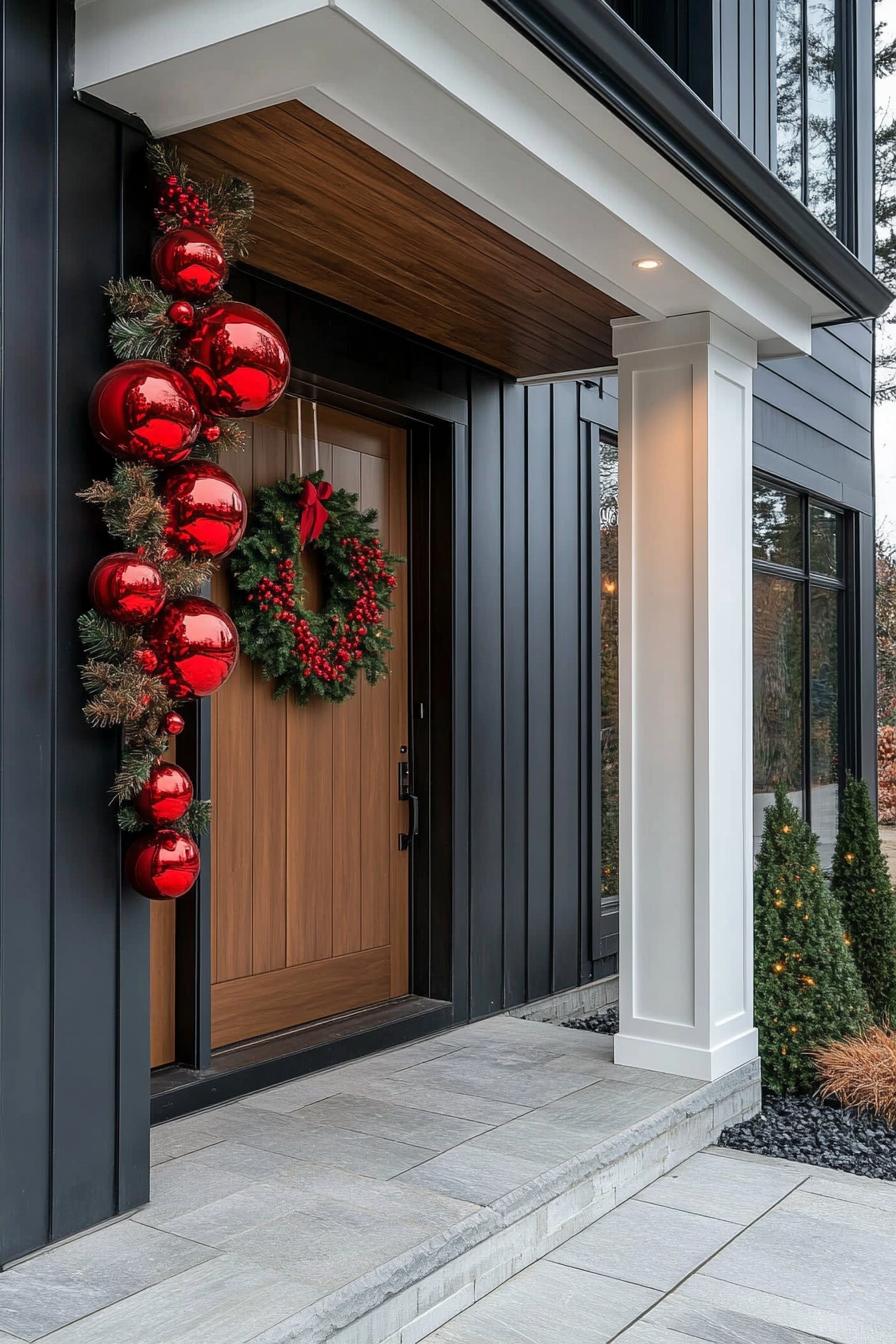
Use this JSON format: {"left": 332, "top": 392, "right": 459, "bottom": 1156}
{"left": 74, "top": 0, "right": 829, "bottom": 358}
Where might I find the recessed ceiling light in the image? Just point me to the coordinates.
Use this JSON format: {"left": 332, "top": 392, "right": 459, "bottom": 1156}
{"left": 633, "top": 257, "right": 662, "bottom": 271}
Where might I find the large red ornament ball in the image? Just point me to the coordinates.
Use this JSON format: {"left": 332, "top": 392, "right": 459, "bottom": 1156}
{"left": 89, "top": 360, "right": 201, "bottom": 464}
{"left": 147, "top": 596, "right": 239, "bottom": 699}
{"left": 125, "top": 827, "right": 200, "bottom": 900}
{"left": 135, "top": 762, "right": 194, "bottom": 825}
{"left": 151, "top": 226, "right": 228, "bottom": 299}
{"left": 88, "top": 551, "right": 166, "bottom": 625}
{"left": 180, "top": 301, "right": 290, "bottom": 417}
{"left": 160, "top": 461, "right": 247, "bottom": 560}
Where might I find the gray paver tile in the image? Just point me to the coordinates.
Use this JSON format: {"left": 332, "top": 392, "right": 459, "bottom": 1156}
{"left": 396, "top": 1143, "right": 548, "bottom": 1205}
{"left": 38, "top": 1252, "right": 320, "bottom": 1344}
{"left": 466, "top": 1115, "right": 604, "bottom": 1170}
{"left": 133, "top": 1154, "right": 259, "bottom": 1228}
{"left": 549, "top": 1197, "right": 740, "bottom": 1291}
{"left": 634, "top": 1150, "right": 806, "bottom": 1224}
{"left": 293, "top": 1093, "right": 493, "bottom": 1150}
{"left": 393, "top": 1053, "right": 599, "bottom": 1107}
{"left": 0, "top": 1222, "right": 215, "bottom": 1341}
{"left": 680, "top": 1270, "right": 894, "bottom": 1344}
{"left": 423, "top": 1260, "right": 658, "bottom": 1342}
{"left": 702, "top": 1191, "right": 896, "bottom": 1324}
{"left": 349, "top": 1076, "right": 533, "bottom": 1125}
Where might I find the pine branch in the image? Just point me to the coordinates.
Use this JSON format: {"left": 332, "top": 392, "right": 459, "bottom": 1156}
{"left": 203, "top": 176, "right": 254, "bottom": 258}
{"left": 113, "top": 744, "right": 160, "bottom": 803}
{"left": 146, "top": 140, "right": 191, "bottom": 186}
{"left": 116, "top": 803, "right": 146, "bottom": 833}
{"left": 159, "top": 553, "right": 214, "bottom": 598}
{"left": 105, "top": 276, "right": 179, "bottom": 362}
{"left": 78, "top": 463, "right": 165, "bottom": 549}
{"left": 173, "top": 798, "right": 212, "bottom": 839}
{"left": 213, "top": 418, "right": 247, "bottom": 454}
{"left": 78, "top": 610, "right": 139, "bottom": 662}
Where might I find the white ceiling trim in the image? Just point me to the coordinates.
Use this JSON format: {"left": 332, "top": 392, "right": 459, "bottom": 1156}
{"left": 75, "top": 0, "right": 826, "bottom": 363}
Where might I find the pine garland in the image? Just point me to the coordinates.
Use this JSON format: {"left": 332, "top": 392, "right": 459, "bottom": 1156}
{"left": 79, "top": 143, "right": 258, "bottom": 842}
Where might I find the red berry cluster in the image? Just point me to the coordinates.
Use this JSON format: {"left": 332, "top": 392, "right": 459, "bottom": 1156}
{"left": 246, "top": 534, "right": 396, "bottom": 684}
{"left": 154, "top": 174, "right": 217, "bottom": 232}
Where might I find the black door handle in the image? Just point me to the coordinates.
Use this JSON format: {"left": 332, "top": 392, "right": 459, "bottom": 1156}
{"left": 398, "top": 759, "right": 418, "bottom": 851}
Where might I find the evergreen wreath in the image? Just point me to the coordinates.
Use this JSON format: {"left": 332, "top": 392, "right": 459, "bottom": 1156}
{"left": 231, "top": 471, "right": 400, "bottom": 704}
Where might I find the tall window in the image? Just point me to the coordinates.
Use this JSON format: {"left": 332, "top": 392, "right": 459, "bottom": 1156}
{"left": 753, "top": 478, "right": 849, "bottom": 866}
{"left": 599, "top": 434, "right": 619, "bottom": 929}
{"left": 775, "top": 0, "right": 838, "bottom": 232}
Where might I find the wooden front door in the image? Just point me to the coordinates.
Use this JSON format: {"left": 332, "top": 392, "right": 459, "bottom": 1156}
{"left": 149, "top": 400, "right": 410, "bottom": 1063}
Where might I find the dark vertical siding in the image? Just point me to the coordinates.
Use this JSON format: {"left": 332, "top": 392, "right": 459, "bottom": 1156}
{"left": 0, "top": 0, "right": 149, "bottom": 1264}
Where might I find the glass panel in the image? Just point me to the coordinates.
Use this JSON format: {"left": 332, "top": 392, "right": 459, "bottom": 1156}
{"left": 810, "top": 585, "right": 840, "bottom": 868}
{"left": 753, "top": 480, "right": 803, "bottom": 567}
{"left": 775, "top": 0, "right": 804, "bottom": 200}
{"left": 809, "top": 503, "right": 841, "bottom": 576}
{"left": 599, "top": 437, "right": 619, "bottom": 915}
{"left": 753, "top": 573, "right": 804, "bottom": 852}
{"left": 806, "top": 0, "right": 837, "bottom": 231}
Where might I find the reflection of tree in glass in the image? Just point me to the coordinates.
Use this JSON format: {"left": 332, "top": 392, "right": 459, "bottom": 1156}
{"left": 776, "top": 0, "right": 803, "bottom": 199}
{"left": 775, "top": 0, "right": 837, "bottom": 232}
{"left": 753, "top": 481, "right": 801, "bottom": 565}
{"left": 753, "top": 575, "right": 804, "bottom": 794}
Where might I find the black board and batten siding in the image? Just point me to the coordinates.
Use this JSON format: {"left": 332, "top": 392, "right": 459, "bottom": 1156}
{"left": 0, "top": 0, "right": 150, "bottom": 1263}
{"left": 611, "top": 0, "right": 878, "bottom": 787}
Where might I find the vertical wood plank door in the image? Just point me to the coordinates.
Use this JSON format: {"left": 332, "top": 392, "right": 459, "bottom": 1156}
{"left": 209, "top": 401, "right": 410, "bottom": 1049}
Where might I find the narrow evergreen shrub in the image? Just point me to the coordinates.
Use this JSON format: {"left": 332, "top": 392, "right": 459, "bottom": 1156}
{"left": 831, "top": 776, "right": 896, "bottom": 1021}
{"left": 755, "top": 786, "right": 870, "bottom": 1093}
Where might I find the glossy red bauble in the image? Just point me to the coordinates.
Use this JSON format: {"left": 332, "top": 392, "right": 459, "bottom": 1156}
{"left": 180, "top": 301, "right": 290, "bottom": 417}
{"left": 88, "top": 360, "right": 201, "bottom": 464}
{"left": 164, "top": 711, "right": 185, "bottom": 735}
{"left": 133, "top": 647, "right": 159, "bottom": 673}
{"left": 147, "top": 596, "right": 239, "bottom": 699}
{"left": 151, "top": 226, "right": 228, "bottom": 299}
{"left": 167, "top": 300, "right": 195, "bottom": 327}
{"left": 124, "top": 828, "right": 200, "bottom": 900}
{"left": 135, "top": 762, "right": 194, "bottom": 825}
{"left": 160, "top": 461, "right": 247, "bottom": 560}
{"left": 88, "top": 551, "right": 166, "bottom": 625}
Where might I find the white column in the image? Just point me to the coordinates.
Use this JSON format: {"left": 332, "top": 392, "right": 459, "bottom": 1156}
{"left": 612, "top": 313, "right": 758, "bottom": 1082}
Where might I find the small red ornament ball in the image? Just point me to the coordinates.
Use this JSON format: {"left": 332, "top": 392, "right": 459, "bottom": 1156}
{"left": 151, "top": 226, "right": 228, "bottom": 299}
{"left": 160, "top": 461, "right": 247, "bottom": 560}
{"left": 147, "top": 596, "right": 239, "bottom": 699}
{"left": 89, "top": 360, "right": 201, "bottom": 464}
{"left": 135, "top": 762, "right": 194, "bottom": 825}
{"left": 180, "top": 301, "right": 290, "bottom": 417}
{"left": 133, "top": 647, "right": 158, "bottom": 673}
{"left": 167, "top": 300, "right": 195, "bottom": 327}
{"left": 164, "top": 710, "right": 185, "bottom": 735}
{"left": 124, "top": 828, "right": 200, "bottom": 900}
{"left": 88, "top": 551, "right": 166, "bottom": 625}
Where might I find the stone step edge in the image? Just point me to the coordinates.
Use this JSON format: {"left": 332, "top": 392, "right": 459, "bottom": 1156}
{"left": 251, "top": 1058, "right": 761, "bottom": 1344}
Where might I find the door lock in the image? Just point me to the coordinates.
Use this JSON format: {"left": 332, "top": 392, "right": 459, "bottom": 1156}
{"left": 398, "top": 758, "right": 419, "bottom": 851}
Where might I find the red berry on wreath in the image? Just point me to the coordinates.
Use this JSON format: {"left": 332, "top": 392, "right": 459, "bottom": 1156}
{"left": 124, "top": 827, "right": 200, "bottom": 900}
{"left": 147, "top": 596, "right": 239, "bottom": 698}
{"left": 89, "top": 360, "right": 201, "bottom": 464}
{"left": 151, "top": 226, "right": 228, "bottom": 299}
{"left": 180, "top": 301, "right": 290, "bottom": 417}
{"left": 135, "top": 762, "right": 193, "bottom": 825}
{"left": 133, "top": 647, "right": 158, "bottom": 674}
{"left": 164, "top": 710, "right": 185, "bottom": 735}
{"left": 160, "top": 461, "right": 247, "bottom": 560}
{"left": 167, "top": 300, "right": 195, "bottom": 327}
{"left": 202, "top": 423, "right": 221, "bottom": 443}
{"left": 89, "top": 551, "right": 166, "bottom": 625}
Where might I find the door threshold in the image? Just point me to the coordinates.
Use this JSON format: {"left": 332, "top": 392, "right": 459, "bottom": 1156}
{"left": 150, "top": 995, "right": 452, "bottom": 1122}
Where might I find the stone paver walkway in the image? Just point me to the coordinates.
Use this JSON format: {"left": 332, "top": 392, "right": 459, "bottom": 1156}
{"left": 422, "top": 1144, "right": 896, "bottom": 1343}
{"left": 0, "top": 1015, "right": 750, "bottom": 1343}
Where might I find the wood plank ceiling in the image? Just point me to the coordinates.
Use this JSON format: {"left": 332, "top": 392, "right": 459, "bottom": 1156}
{"left": 176, "top": 103, "right": 631, "bottom": 379}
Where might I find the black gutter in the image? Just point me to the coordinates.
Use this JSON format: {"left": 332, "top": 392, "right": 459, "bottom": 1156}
{"left": 484, "top": 0, "right": 892, "bottom": 322}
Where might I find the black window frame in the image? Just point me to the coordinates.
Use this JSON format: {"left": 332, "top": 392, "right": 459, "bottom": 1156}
{"left": 752, "top": 472, "right": 858, "bottom": 849}
{"left": 773, "top": 0, "right": 860, "bottom": 251}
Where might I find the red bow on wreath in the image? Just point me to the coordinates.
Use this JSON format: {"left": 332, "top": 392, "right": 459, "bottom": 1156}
{"left": 298, "top": 478, "right": 333, "bottom": 546}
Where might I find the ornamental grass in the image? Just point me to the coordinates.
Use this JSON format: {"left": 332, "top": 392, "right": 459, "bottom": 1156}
{"left": 812, "top": 1025, "right": 896, "bottom": 1127}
